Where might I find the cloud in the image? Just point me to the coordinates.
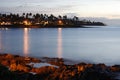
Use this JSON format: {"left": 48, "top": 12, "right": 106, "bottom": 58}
{"left": 110, "top": 15, "right": 120, "bottom": 18}
{"left": 0, "top": 0, "right": 88, "bottom": 15}
{"left": 0, "top": 4, "right": 75, "bottom": 15}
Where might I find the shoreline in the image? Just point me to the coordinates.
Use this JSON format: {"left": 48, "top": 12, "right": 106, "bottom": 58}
{"left": 0, "top": 53, "right": 119, "bottom": 80}
{"left": 0, "top": 24, "right": 105, "bottom": 28}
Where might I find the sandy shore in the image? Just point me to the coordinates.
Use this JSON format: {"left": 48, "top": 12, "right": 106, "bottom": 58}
{"left": 0, "top": 53, "right": 119, "bottom": 80}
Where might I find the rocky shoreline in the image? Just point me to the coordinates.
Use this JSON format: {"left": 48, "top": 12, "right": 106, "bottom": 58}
{"left": 0, "top": 53, "right": 119, "bottom": 80}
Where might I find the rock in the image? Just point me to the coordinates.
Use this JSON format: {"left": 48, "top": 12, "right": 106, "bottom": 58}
{"left": 5, "top": 54, "right": 14, "bottom": 59}
{"left": 33, "top": 66, "right": 56, "bottom": 74}
{"left": 31, "top": 58, "right": 41, "bottom": 63}
{"left": 1, "top": 60, "right": 10, "bottom": 66}
{"left": 0, "top": 53, "right": 115, "bottom": 80}
{"left": 77, "top": 65, "right": 85, "bottom": 72}
{"left": 10, "top": 59, "right": 17, "bottom": 64}
{"left": 110, "top": 65, "right": 120, "bottom": 72}
{"left": 79, "top": 66, "right": 112, "bottom": 80}
{"left": 10, "top": 63, "right": 17, "bottom": 71}
{"left": 17, "top": 64, "right": 30, "bottom": 72}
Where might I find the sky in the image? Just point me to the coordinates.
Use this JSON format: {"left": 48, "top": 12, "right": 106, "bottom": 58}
{"left": 0, "top": 0, "right": 120, "bottom": 19}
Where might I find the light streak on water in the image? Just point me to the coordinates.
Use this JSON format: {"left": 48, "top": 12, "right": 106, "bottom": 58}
{"left": 57, "top": 28, "right": 62, "bottom": 58}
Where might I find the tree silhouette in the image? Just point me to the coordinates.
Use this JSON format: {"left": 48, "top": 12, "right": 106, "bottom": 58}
{"left": 0, "top": 13, "right": 105, "bottom": 27}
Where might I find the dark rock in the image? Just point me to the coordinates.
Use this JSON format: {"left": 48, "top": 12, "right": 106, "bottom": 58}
{"left": 0, "top": 53, "right": 116, "bottom": 80}
{"left": 79, "top": 66, "right": 112, "bottom": 80}
{"left": 110, "top": 65, "right": 120, "bottom": 72}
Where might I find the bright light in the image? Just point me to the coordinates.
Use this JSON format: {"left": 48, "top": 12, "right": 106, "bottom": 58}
{"left": 23, "top": 20, "right": 31, "bottom": 25}
{"left": 44, "top": 21, "right": 49, "bottom": 26}
{"left": 58, "top": 20, "right": 63, "bottom": 25}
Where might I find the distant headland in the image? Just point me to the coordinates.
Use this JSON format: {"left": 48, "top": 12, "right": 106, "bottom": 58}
{"left": 0, "top": 13, "right": 106, "bottom": 28}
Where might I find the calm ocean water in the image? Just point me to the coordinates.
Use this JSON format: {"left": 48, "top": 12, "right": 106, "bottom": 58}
{"left": 0, "top": 26, "right": 120, "bottom": 65}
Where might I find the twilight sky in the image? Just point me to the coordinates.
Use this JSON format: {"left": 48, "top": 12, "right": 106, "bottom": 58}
{"left": 0, "top": 0, "right": 120, "bottom": 19}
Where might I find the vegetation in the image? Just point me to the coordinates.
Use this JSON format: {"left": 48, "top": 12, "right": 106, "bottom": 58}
{"left": 0, "top": 13, "right": 105, "bottom": 28}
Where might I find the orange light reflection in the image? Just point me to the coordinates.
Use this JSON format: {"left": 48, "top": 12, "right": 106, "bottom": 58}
{"left": 57, "top": 28, "right": 62, "bottom": 58}
{"left": 23, "top": 28, "right": 29, "bottom": 57}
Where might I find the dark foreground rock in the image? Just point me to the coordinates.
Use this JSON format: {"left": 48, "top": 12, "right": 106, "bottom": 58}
{"left": 0, "top": 53, "right": 118, "bottom": 80}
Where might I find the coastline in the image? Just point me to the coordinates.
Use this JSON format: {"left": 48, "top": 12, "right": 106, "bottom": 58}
{"left": 0, "top": 24, "right": 106, "bottom": 28}
{"left": 0, "top": 53, "right": 119, "bottom": 80}
{"left": 0, "top": 13, "right": 106, "bottom": 29}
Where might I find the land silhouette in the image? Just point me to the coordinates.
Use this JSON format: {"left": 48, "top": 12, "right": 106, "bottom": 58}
{"left": 0, "top": 13, "right": 105, "bottom": 28}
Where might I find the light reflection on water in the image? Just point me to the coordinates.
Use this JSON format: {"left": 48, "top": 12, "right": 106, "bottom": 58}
{"left": 0, "top": 27, "right": 120, "bottom": 65}
{"left": 57, "top": 28, "right": 62, "bottom": 58}
{"left": 23, "top": 28, "right": 29, "bottom": 57}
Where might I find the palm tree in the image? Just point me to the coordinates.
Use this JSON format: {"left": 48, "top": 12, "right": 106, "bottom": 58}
{"left": 63, "top": 15, "right": 68, "bottom": 24}
{"left": 29, "top": 13, "right": 32, "bottom": 16}
{"left": 22, "top": 13, "right": 25, "bottom": 19}
{"left": 44, "top": 14, "right": 48, "bottom": 20}
{"left": 33, "top": 13, "right": 41, "bottom": 23}
{"left": 58, "top": 15, "right": 62, "bottom": 19}
{"left": 48, "top": 14, "right": 55, "bottom": 21}
{"left": 26, "top": 13, "right": 29, "bottom": 19}
{"left": 63, "top": 15, "right": 67, "bottom": 20}
{"left": 73, "top": 16, "right": 79, "bottom": 21}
